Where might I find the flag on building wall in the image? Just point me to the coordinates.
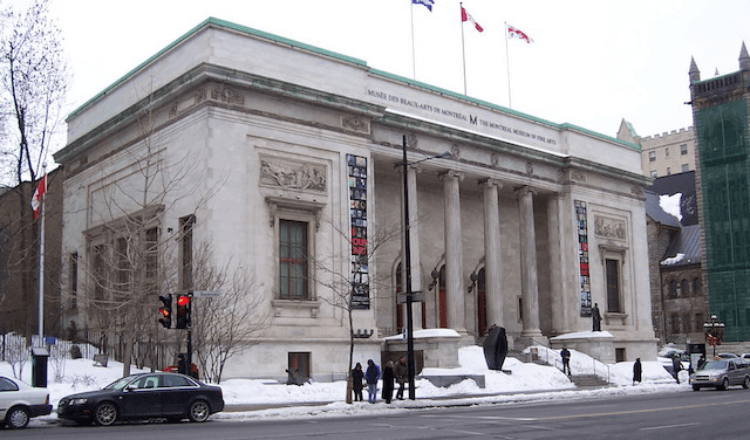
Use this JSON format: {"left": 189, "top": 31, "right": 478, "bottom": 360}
{"left": 461, "top": 6, "right": 483, "bottom": 32}
{"left": 507, "top": 23, "right": 533, "bottom": 43}
{"left": 31, "top": 174, "right": 46, "bottom": 219}
{"left": 412, "top": 0, "right": 434, "bottom": 12}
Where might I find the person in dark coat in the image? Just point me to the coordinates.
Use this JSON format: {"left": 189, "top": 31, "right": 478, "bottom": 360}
{"left": 394, "top": 357, "right": 408, "bottom": 400}
{"left": 633, "top": 358, "right": 642, "bottom": 385}
{"left": 177, "top": 353, "right": 187, "bottom": 375}
{"left": 592, "top": 303, "right": 602, "bottom": 332}
{"left": 365, "top": 359, "right": 380, "bottom": 403}
{"left": 672, "top": 354, "right": 682, "bottom": 384}
{"left": 560, "top": 346, "right": 571, "bottom": 376}
{"left": 351, "top": 363, "right": 364, "bottom": 402}
{"left": 382, "top": 361, "right": 395, "bottom": 404}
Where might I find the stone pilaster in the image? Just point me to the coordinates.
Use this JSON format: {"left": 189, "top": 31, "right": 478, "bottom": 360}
{"left": 517, "top": 186, "right": 543, "bottom": 337}
{"left": 440, "top": 170, "right": 466, "bottom": 333}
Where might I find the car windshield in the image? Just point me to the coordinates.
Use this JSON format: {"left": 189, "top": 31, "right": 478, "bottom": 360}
{"left": 103, "top": 376, "right": 139, "bottom": 390}
{"left": 699, "top": 360, "right": 728, "bottom": 371}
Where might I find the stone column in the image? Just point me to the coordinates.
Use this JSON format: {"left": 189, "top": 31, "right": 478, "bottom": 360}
{"left": 440, "top": 170, "right": 466, "bottom": 333}
{"left": 406, "top": 165, "right": 423, "bottom": 329}
{"left": 547, "top": 193, "right": 567, "bottom": 334}
{"left": 480, "top": 178, "right": 504, "bottom": 329}
{"left": 398, "top": 164, "right": 424, "bottom": 330}
{"left": 517, "top": 186, "right": 543, "bottom": 337}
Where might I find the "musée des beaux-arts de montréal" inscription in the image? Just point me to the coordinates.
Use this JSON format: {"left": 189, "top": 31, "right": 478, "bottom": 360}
{"left": 367, "top": 89, "right": 557, "bottom": 147}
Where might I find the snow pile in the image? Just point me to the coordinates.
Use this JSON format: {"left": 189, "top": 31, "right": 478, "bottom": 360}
{"left": 660, "top": 193, "right": 683, "bottom": 221}
{"left": 1, "top": 342, "right": 684, "bottom": 424}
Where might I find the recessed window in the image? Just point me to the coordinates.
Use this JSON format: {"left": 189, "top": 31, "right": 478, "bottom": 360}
{"left": 649, "top": 151, "right": 656, "bottom": 162}
{"left": 650, "top": 170, "right": 658, "bottom": 178}
{"left": 605, "top": 259, "right": 621, "bottom": 313}
{"left": 682, "top": 164, "right": 689, "bottom": 172}
{"left": 665, "top": 147, "right": 669, "bottom": 157}
{"left": 681, "top": 144, "right": 688, "bottom": 155}
{"left": 667, "top": 167, "right": 671, "bottom": 175}
{"left": 279, "top": 220, "right": 309, "bottom": 300}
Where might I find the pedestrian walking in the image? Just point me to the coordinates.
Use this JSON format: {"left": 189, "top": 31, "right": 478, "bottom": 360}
{"left": 633, "top": 358, "right": 642, "bottom": 385}
{"left": 365, "top": 359, "right": 381, "bottom": 403}
{"left": 382, "top": 361, "right": 395, "bottom": 404}
{"left": 177, "top": 353, "right": 187, "bottom": 375}
{"left": 672, "top": 355, "right": 682, "bottom": 384}
{"left": 394, "top": 357, "right": 408, "bottom": 400}
{"left": 560, "top": 345, "right": 571, "bottom": 376}
{"left": 351, "top": 362, "right": 364, "bottom": 402}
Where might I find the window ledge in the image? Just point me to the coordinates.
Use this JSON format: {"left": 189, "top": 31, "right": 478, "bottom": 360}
{"left": 604, "top": 312, "right": 628, "bottom": 326}
{"left": 272, "top": 299, "right": 321, "bottom": 317}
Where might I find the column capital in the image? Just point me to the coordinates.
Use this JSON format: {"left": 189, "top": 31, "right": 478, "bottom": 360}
{"left": 439, "top": 170, "right": 464, "bottom": 182}
{"left": 478, "top": 178, "right": 503, "bottom": 190}
{"left": 393, "top": 162, "right": 423, "bottom": 174}
{"left": 514, "top": 185, "right": 537, "bottom": 198}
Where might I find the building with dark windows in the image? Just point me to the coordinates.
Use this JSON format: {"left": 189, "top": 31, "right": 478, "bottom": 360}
{"left": 689, "top": 42, "right": 750, "bottom": 343}
{"left": 54, "top": 18, "right": 657, "bottom": 380}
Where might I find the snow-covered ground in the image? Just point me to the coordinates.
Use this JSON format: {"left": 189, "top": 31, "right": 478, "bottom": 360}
{"left": 1, "top": 344, "right": 690, "bottom": 425}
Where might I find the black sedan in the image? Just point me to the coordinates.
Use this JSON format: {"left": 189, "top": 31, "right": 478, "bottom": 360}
{"left": 57, "top": 372, "right": 224, "bottom": 426}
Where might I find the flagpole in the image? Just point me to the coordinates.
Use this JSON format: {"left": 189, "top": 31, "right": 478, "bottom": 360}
{"left": 505, "top": 22, "right": 512, "bottom": 109}
{"left": 410, "top": 1, "right": 416, "bottom": 79}
{"left": 461, "top": 2, "right": 467, "bottom": 95}
{"left": 37, "top": 164, "right": 47, "bottom": 344}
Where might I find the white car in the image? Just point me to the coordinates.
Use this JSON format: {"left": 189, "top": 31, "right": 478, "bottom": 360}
{"left": 0, "top": 376, "right": 52, "bottom": 429}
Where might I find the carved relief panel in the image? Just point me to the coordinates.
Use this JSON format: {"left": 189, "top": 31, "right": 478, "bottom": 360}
{"left": 259, "top": 156, "right": 327, "bottom": 193}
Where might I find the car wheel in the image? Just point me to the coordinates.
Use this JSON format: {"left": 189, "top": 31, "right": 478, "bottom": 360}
{"left": 720, "top": 378, "right": 729, "bottom": 391}
{"left": 93, "top": 402, "right": 118, "bottom": 426}
{"left": 5, "top": 406, "right": 30, "bottom": 429}
{"left": 187, "top": 400, "right": 210, "bottom": 423}
{"left": 692, "top": 385, "right": 700, "bottom": 391}
{"left": 744, "top": 377, "right": 750, "bottom": 389}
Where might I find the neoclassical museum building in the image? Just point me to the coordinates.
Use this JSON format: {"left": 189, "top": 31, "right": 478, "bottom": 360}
{"left": 54, "top": 18, "right": 657, "bottom": 381}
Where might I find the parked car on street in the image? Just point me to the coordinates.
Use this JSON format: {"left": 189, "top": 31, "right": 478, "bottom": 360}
{"left": 717, "top": 352, "right": 740, "bottom": 359}
{"left": 0, "top": 376, "right": 53, "bottom": 429}
{"left": 689, "top": 358, "right": 750, "bottom": 391}
{"left": 57, "top": 372, "right": 224, "bottom": 426}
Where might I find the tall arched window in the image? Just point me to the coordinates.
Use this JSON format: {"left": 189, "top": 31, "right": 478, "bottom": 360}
{"left": 681, "top": 279, "right": 690, "bottom": 297}
{"left": 670, "top": 280, "right": 678, "bottom": 298}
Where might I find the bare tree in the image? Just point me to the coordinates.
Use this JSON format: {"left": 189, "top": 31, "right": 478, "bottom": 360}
{"left": 189, "top": 242, "right": 269, "bottom": 384}
{"left": 0, "top": 0, "right": 69, "bottom": 338}
{"left": 79, "top": 84, "right": 222, "bottom": 378}
{"left": 310, "top": 219, "right": 400, "bottom": 403}
{"left": 4, "top": 332, "right": 28, "bottom": 379}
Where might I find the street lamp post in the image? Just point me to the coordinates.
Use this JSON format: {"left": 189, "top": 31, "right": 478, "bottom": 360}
{"left": 401, "top": 135, "right": 450, "bottom": 400}
{"left": 703, "top": 314, "right": 725, "bottom": 358}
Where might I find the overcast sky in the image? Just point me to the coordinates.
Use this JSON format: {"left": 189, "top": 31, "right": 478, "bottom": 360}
{"left": 33, "top": 0, "right": 750, "bottom": 141}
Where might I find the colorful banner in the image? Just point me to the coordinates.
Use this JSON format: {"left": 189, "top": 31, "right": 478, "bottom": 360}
{"left": 575, "top": 200, "right": 592, "bottom": 316}
{"left": 347, "top": 154, "right": 369, "bottom": 309}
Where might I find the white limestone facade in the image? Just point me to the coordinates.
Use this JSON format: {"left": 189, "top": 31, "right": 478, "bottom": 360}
{"left": 55, "top": 18, "right": 657, "bottom": 381}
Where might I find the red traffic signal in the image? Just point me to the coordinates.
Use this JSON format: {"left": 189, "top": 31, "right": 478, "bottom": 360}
{"left": 176, "top": 294, "right": 192, "bottom": 329}
{"left": 158, "top": 294, "right": 172, "bottom": 329}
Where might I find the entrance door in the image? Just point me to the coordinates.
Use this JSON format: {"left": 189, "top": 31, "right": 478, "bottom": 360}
{"left": 476, "top": 268, "right": 487, "bottom": 336}
{"left": 438, "top": 265, "right": 447, "bottom": 328}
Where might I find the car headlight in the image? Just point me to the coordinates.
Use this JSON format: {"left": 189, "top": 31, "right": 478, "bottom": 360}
{"left": 70, "top": 398, "right": 88, "bottom": 405}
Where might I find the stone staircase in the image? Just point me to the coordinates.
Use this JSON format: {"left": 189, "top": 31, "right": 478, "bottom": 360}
{"left": 569, "top": 374, "right": 609, "bottom": 388}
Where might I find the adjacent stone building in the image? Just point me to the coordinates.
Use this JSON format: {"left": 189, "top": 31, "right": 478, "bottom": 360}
{"left": 689, "top": 42, "right": 750, "bottom": 343}
{"left": 53, "top": 18, "right": 657, "bottom": 380}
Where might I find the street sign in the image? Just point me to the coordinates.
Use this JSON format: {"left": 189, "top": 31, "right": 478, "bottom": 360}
{"left": 396, "top": 290, "right": 425, "bottom": 304}
{"left": 191, "top": 290, "right": 220, "bottom": 298}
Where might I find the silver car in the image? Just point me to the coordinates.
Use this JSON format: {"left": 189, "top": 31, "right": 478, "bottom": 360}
{"left": 689, "top": 359, "right": 750, "bottom": 391}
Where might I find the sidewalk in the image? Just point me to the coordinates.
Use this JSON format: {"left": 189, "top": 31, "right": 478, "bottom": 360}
{"left": 222, "top": 385, "right": 584, "bottom": 413}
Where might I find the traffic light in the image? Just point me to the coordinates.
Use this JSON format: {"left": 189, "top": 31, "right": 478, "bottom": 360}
{"left": 176, "top": 294, "right": 192, "bottom": 329}
{"left": 158, "top": 294, "right": 172, "bottom": 329}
